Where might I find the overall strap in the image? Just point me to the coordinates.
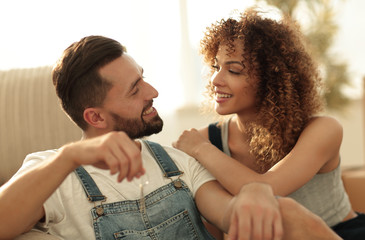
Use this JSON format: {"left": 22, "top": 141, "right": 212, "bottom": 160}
{"left": 143, "top": 140, "right": 183, "bottom": 177}
{"left": 208, "top": 122, "right": 223, "bottom": 151}
{"left": 74, "top": 166, "right": 106, "bottom": 202}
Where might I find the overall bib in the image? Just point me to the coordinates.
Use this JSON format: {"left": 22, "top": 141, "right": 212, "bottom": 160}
{"left": 74, "top": 140, "right": 215, "bottom": 240}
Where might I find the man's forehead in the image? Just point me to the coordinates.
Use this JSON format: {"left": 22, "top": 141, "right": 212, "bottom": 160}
{"left": 99, "top": 54, "right": 142, "bottom": 83}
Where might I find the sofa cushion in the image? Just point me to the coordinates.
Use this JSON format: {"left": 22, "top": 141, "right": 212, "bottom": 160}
{"left": 0, "top": 66, "right": 81, "bottom": 185}
{"left": 342, "top": 167, "right": 365, "bottom": 213}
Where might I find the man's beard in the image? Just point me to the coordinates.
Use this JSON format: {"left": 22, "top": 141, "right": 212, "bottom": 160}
{"left": 110, "top": 112, "right": 163, "bottom": 139}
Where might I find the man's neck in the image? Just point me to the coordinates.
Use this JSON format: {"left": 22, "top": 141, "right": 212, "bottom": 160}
{"left": 82, "top": 130, "right": 142, "bottom": 150}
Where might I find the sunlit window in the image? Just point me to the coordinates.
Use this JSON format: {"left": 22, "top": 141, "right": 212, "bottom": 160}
{"left": 0, "top": 0, "right": 364, "bottom": 114}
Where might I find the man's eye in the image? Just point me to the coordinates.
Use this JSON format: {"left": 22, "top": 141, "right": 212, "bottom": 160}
{"left": 132, "top": 88, "right": 139, "bottom": 95}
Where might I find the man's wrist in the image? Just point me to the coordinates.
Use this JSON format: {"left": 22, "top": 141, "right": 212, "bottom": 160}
{"left": 57, "top": 144, "right": 81, "bottom": 171}
{"left": 239, "top": 182, "right": 273, "bottom": 195}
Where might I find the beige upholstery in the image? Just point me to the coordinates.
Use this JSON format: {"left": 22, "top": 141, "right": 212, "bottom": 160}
{"left": 0, "top": 66, "right": 81, "bottom": 185}
{"left": 342, "top": 167, "right": 365, "bottom": 213}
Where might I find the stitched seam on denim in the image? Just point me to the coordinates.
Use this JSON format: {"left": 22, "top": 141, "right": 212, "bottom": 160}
{"left": 74, "top": 166, "right": 106, "bottom": 202}
{"left": 143, "top": 140, "right": 182, "bottom": 177}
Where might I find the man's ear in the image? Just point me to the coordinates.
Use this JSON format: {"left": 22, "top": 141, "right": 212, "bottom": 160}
{"left": 83, "top": 108, "right": 107, "bottom": 129}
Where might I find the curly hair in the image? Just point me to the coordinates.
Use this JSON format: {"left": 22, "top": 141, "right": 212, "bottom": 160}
{"left": 200, "top": 8, "right": 324, "bottom": 173}
{"left": 52, "top": 36, "right": 126, "bottom": 130}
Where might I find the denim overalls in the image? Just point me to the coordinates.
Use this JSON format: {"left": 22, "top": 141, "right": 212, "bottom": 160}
{"left": 74, "top": 140, "right": 215, "bottom": 240}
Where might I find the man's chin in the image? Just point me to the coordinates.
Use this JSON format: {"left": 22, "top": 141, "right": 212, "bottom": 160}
{"left": 144, "top": 118, "right": 163, "bottom": 136}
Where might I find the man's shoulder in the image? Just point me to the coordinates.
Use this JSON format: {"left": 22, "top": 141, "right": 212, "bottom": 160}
{"left": 141, "top": 140, "right": 194, "bottom": 163}
{"left": 158, "top": 143, "right": 192, "bottom": 159}
{"left": 24, "top": 149, "right": 59, "bottom": 163}
{"left": 14, "top": 149, "right": 59, "bottom": 177}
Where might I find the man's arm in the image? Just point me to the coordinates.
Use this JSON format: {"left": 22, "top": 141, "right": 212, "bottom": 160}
{"left": 195, "top": 181, "right": 283, "bottom": 240}
{"left": 0, "top": 155, "right": 72, "bottom": 238}
{"left": 196, "top": 181, "right": 342, "bottom": 240}
{"left": 0, "top": 131, "right": 144, "bottom": 239}
{"left": 278, "top": 197, "right": 342, "bottom": 240}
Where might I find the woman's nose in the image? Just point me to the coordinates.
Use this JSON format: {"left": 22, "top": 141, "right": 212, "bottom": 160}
{"left": 211, "top": 71, "right": 224, "bottom": 87}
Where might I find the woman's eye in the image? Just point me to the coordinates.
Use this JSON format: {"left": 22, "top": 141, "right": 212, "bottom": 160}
{"left": 211, "top": 65, "right": 220, "bottom": 71}
{"left": 229, "top": 69, "right": 241, "bottom": 75}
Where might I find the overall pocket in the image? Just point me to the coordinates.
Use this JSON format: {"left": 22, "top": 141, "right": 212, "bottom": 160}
{"left": 114, "top": 210, "right": 199, "bottom": 240}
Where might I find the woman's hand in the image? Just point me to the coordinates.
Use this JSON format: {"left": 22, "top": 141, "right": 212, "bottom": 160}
{"left": 172, "top": 128, "right": 211, "bottom": 158}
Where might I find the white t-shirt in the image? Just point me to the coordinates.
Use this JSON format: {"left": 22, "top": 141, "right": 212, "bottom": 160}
{"left": 16, "top": 140, "right": 215, "bottom": 240}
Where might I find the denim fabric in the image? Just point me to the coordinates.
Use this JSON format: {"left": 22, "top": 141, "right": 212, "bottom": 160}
{"left": 332, "top": 212, "right": 365, "bottom": 240}
{"left": 74, "top": 140, "right": 215, "bottom": 240}
{"left": 74, "top": 166, "right": 106, "bottom": 202}
{"left": 92, "top": 180, "right": 214, "bottom": 240}
{"left": 143, "top": 140, "right": 183, "bottom": 178}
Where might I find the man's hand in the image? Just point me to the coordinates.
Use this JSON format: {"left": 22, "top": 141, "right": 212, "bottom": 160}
{"left": 224, "top": 183, "right": 283, "bottom": 240}
{"left": 61, "top": 131, "right": 144, "bottom": 182}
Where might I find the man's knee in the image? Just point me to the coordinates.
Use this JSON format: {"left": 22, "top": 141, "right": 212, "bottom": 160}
{"left": 277, "top": 197, "right": 309, "bottom": 217}
{"left": 278, "top": 197, "right": 340, "bottom": 240}
{"left": 277, "top": 197, "right": 297, "bottom": 212}
{"left": 278, "top": 197, "right": 323, "bottom": 229}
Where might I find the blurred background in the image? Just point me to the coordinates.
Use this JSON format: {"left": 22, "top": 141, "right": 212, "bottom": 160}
{"left": 1, "top": 0, "right": 364, "bottom": 168}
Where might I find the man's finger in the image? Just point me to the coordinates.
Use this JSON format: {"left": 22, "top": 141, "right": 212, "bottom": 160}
{"left": 273, "top": 213, "right": 283, "bottom": 240}
{"left": 262, "top": 213, "right": 273, "bottom": 240}
{"left": 228, "top": 213, "right": 238, "bottom": 240}
{"left": 251, "top": 210, "right": 264, "bottom": 240}
{"left": 237, "top": 211, "right": 251, "bottom": 240}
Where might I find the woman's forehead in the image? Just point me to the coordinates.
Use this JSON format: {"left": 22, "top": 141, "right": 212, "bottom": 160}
{"left": 217, "top": 40, "right": 244, "bottom": 60}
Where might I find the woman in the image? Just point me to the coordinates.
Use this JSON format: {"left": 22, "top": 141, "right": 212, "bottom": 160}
{"left": 173, "top": 7, "right": 365, "bottom": 239}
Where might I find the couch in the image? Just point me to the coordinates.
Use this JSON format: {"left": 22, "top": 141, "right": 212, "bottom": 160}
{"left": 0, "top": 66, "right": 81, "bottom": 186}
{"left": 0, "top": 66, "right": 364, "bottom": 239}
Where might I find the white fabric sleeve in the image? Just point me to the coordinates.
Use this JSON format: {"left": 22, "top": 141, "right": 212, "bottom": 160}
{"left": 163, "top": 146, "right": 215, "bottom": 197}
{"left": 16, "top": 150, "right": 66, "bottom": 228}
{"left": 186, "top": 154, "right": 216, "bottom": 197}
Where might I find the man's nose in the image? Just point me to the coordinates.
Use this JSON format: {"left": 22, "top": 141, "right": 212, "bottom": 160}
{"left": 144, "top": 81, "right": 159, "bottom": 99}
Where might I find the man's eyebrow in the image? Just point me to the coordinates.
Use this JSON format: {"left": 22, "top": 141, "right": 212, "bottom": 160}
{"left": 128, "top": 68, "right": 144, "bottom": 94}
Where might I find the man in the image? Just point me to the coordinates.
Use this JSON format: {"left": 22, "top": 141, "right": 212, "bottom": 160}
{"left": 0, "top": 36, "right": 340, "bottom": 240}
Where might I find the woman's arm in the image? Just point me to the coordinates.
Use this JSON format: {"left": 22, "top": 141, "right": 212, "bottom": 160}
{"left": 173, "top": 116, "right": 342, "bottom": 196}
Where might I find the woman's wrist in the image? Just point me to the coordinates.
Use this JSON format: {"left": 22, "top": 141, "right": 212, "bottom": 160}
{"left": 193, "top": 142, "right": 215, "bottom": 160}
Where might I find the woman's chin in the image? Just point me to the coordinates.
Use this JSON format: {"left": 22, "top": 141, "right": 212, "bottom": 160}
{"left": 215, "top": 108, "right": 232, "bottom": 116}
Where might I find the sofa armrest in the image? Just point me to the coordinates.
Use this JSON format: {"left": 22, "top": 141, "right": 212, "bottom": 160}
{"left": 342, "top": 167, "right": 365, "bottom": 213}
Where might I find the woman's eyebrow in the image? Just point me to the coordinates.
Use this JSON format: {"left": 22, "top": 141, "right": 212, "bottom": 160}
{"left": 225, "top": 61, "right": 243, "bottom": 65}
{"left": 214, "top": 57, "right": 243, "bottom": 66}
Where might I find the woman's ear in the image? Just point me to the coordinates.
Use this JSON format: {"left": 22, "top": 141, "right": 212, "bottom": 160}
{"left": 83, "top": 108, "right": 107, "bottom": 129}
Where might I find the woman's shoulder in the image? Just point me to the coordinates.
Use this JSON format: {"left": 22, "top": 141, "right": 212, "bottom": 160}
{"left": 308, "top": 116, "right": 342, "bottom": 128}
{"left": 305, "top": 116, "right": 343, "bottom": 137}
